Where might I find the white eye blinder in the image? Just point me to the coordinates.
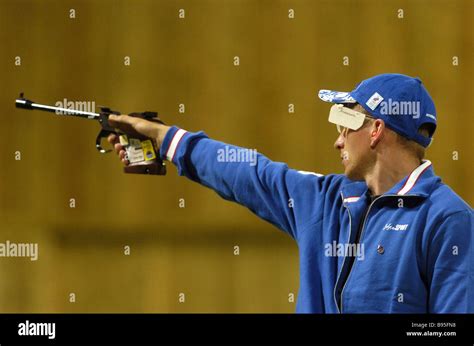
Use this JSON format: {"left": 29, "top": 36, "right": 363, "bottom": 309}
{"left": 328, "top": 104, "right": 367, "bottom": 131}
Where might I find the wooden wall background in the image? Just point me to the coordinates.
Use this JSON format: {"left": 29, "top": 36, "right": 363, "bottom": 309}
{"left": 0, "top": 0, "right": 472, "bottom": 312}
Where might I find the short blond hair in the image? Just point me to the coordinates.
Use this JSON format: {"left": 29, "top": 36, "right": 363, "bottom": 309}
{"left": 396, "top": 124, "right": 433, "bottom": 160}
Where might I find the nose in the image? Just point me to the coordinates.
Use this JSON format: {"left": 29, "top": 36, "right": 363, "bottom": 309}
{"left": 334, "top": 132, "right": 345, "bottom": 150}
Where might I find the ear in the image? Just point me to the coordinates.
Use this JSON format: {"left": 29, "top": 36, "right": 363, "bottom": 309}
{"left": 369, "top": 119, "right": 385, "bottom": 149}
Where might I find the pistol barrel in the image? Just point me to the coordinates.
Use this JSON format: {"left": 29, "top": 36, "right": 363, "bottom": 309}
{"left": 15, "top": 95, "right": 100, "bottom": 120}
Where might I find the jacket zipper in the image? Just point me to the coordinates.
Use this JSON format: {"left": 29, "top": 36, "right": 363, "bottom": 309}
{"left": 333, "top": 192, "right": 354, "bottom": 313}
{"left": 337, "top": 193, "right": 420, "bottom": 313}
{"left": 338, "top": 195, "right": 383, "bottom": 313}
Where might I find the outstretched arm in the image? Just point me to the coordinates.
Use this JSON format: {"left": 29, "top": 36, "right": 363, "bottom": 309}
{"left": 107, "top": 115, "right": 330, "bottom": 240}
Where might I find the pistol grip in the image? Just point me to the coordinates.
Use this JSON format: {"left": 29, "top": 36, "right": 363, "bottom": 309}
{"left": 121, "top": 114, "right": 167, "bottom": 176}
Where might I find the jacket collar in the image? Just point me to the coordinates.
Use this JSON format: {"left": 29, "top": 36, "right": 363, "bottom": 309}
{"left": 341, "top": 160, "right": 440, "bottom": 203}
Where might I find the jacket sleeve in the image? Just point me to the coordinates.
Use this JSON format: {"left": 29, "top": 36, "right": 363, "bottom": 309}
{"left": 159, "top": 127, "right": 334, "bottom": 240}
{"left": 427, "top": 209, "right": 474, "bottom": 313}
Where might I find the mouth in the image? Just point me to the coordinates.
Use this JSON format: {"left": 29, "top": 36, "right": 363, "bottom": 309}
{"left": 340, "top": 155, "right": 347, "bottom": 165}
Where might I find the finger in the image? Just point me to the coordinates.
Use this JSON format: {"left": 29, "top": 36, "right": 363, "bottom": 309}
{"left": 114, "top": 142, "right": 124, "bottom": 154}
{"left": 119, "top": 150, "right": 126, "bottom": 160}
{"left": 109, "top": 114, "right": 158, "bottom": 140}
{"left": 107, "top": 133, "right": 118, "bottom": 145}
{"left": 107, "top": 114, "right": 121, "bottom": 126}
{"left": 121, "top": 158, "right": 129, "bottom": 165}
{"left": 108, "top": 114, "right": 139, "bottom": 128}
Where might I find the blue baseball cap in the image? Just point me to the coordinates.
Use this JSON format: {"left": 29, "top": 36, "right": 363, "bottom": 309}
{"left": 318, "top": 73, "right": 437, "bottom": 147}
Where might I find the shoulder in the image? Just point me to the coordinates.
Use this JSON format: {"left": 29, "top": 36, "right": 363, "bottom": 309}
{"left": 285, "top": 170, "right": 355, "bottom": 203}
{"left": 424, "top": 182, "right": 473, "bottom": 233}
{"left": 428, "top": 182, "right": 472, "bottom": 216}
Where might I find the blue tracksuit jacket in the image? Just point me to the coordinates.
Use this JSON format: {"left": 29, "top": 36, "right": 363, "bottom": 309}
{"left": 160, "top": 127, "right": 474, "bottom": 313}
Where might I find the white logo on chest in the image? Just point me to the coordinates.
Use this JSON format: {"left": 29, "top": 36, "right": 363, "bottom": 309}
{"left": 383, "top": 223, "right": 409, "bottom": 231}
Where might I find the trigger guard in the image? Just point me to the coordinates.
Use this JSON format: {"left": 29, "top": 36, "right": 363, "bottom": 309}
{"left": 96, "top": 129, "right": 114, "bottom": 154}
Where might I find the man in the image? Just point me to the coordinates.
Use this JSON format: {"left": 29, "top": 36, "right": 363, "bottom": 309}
{"left": 107, "top": 73, "right": 473, "bottom": 313}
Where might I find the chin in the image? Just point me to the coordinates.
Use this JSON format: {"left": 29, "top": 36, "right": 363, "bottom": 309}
{"left": 344, "top": 165, "right": 364, "bottom": 181}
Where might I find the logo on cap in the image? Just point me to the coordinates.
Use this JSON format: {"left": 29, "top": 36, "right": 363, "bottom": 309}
{"left": 366, "top": 92, "right": 384, "bottom": 110}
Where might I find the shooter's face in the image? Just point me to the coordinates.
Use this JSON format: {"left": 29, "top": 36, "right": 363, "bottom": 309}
{"left": 333, "top": 106, "right": 374, "bottom": 181}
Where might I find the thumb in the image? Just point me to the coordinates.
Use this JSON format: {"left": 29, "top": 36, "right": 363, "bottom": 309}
{"left": 108, "top": 114, "right": 134, "bottom": 126}
{"left": 108, "top": 114, "right": 158, "bottom": 139}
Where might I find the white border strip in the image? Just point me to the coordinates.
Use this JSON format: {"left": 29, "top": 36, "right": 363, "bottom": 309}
{"left": 397, "top": 160, "right": 432, "bottom": 195}
{"left": 297, "top": 170, "right": 324, "bottom": 177}
{"left": 166, "top": 129, "right": 187, "bottom": 161}
{"left": 343, "top": 197, "right": 360, "bottom": 203}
